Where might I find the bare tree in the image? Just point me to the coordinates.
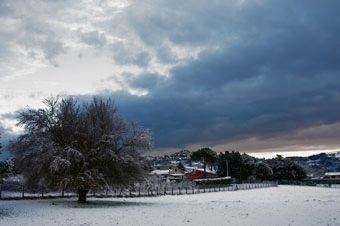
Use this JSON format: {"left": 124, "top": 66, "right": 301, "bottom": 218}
{"left": 8, "top": 97, "right": 151, "bottom": 203}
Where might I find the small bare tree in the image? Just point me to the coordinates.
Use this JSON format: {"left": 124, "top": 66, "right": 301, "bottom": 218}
{"left": 9, "top": 97, "right": 151, "bottom": 203}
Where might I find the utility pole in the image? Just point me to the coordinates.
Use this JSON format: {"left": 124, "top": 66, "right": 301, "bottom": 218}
{"left": 226, "top": 159, "right": 229, "bottom": 177}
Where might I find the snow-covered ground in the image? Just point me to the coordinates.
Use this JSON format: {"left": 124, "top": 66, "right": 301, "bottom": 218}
{"left": 1, "top": 186, "right": 340, "bottom": 226}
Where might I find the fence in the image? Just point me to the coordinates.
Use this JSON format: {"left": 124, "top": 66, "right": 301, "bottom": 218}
{"left": 118, "top": 181, "right": 277, "bottom": 197}
{"left": 0, "top": 181, "right": 277, "bottom": 200}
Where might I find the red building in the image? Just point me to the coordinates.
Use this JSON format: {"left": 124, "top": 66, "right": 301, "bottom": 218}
{"left": 187, "top": 169, "right": 216, "bottom": 180}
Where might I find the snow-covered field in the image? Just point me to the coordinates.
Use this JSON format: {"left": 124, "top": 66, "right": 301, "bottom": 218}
{"left": 1, "top": 186, "right": 340, "bottom": 226}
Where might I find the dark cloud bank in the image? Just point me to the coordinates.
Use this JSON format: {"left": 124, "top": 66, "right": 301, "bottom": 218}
{"left": 106, "top": 0, "right": 340, "bottom": 151}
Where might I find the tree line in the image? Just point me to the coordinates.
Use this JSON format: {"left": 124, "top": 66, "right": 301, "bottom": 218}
{"left": 191, "top": 148, "right": 306, "bottom": 182}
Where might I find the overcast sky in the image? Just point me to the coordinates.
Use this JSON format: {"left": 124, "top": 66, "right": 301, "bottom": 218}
{"left": 1, "top": 0, "right": 340, "bottom": 157}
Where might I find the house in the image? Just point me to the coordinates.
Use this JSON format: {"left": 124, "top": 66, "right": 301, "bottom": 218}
{"left": 187, "top": 168, "right": 217, "bottom": 180}
{"left": 149, "top": 165, "right": 186, "bottom": 182}
{"left": 324, "top": 172, "right": 340, "bottom": 180}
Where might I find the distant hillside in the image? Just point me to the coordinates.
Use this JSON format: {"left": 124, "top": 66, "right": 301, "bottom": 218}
{"left": 287, "top": 152, "right": 340, "bottom": 179}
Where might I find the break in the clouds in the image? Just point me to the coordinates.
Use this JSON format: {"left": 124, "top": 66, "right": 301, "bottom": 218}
{"left": 1, "top": 0, "right": 340, "bottom": 155}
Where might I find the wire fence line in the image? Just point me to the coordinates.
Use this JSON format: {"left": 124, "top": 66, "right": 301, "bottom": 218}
{"left": 0, "top": 181, "right": 277, "bottom": 200}
{"left": 119, "top": 181, "right": 278, "bottom": 197}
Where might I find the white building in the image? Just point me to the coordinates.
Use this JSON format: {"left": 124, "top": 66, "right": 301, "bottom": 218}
{"left": 324, "top": 172, "right": 340, "bottom": 180}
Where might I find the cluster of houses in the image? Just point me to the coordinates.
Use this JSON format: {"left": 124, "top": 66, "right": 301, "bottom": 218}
{"left": 149, "top": 165, "right": 217, "bottom": 182}
{"left": 149, "top": 165, "right": 340, "bottom": 183}
{"left": 148, "top": 150, "right": 340, "bottom": 182}
{"left": 147, "top": 150, "right": 220, "bottom": 182}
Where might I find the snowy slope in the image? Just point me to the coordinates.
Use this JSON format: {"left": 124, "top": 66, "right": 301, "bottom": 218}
{"left": 1, "top": 186, "right": 340, "bottom": 226}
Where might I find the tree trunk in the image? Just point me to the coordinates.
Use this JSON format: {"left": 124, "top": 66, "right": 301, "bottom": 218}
{"left": 203, "top": 161, "right": 207, "bottom": 178}
{"left": 62, "top": 185, "right": 65, "bottom": 198}
{"left": 78, "top": 189, "right": 88, "bottom": 203}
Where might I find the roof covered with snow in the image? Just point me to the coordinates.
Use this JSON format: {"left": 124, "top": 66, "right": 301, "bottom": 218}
{"left": 149, "top": 170, "right": 169, "bottom": 175}
{"left": 325, "top": 172, "right": 340, "bottom": 176}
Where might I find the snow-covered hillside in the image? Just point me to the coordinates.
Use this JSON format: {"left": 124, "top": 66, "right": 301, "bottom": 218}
{"left": 1, "top": 186, "right": 340, "bottom": 226}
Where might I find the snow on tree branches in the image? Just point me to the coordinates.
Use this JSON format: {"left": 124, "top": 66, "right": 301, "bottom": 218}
{"left": 8, "top": 97, "right": 152, "bottom": 203}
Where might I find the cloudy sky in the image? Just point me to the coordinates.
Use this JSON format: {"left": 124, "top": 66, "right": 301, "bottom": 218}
{"left": 1, "top": 0, "right": 340, "bottom": 157}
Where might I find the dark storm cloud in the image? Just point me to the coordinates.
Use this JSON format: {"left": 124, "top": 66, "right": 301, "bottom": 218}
{"left": 111, "top": 42, "right": 152, "bottom": 67}
{"left": 79, "top": 30, "right": 107, "bottom": 48}
{"left": 122, "top": 73, "right": 165, "bottom": 90}
{"left": 102, "top": 0, "right": 340, "bottom": 149}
